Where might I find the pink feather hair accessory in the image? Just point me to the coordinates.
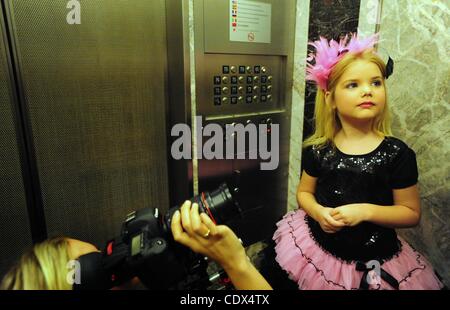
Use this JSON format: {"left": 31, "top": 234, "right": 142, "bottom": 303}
{"left": 306, "top": 33, "right": 380, "bottom": 91}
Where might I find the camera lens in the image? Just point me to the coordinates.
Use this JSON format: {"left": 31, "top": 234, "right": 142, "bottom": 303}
{"left": 195, "top": 183, "right": 240, "bottom": 224}
{"left": 163, "top": 183, "right": 241, "bottom": 234}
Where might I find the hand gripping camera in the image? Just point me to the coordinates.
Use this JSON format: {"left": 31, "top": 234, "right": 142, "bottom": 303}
{"left": 74, "top": 183, "right": 241, "bottom": 290}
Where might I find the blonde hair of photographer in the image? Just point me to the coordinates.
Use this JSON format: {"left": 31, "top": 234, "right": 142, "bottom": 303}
{"left": 304, "top": 49, "right": 392, "bottom": 149}
{"left": 1, "top": 237, "right": 98, "bottom": 290}
{"left": 1, "top": 237, "right": 72, "bottom": 290}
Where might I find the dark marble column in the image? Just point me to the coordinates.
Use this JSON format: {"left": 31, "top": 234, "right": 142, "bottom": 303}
{"left": 303, "top": 0, "right": 361, "bottom": 141}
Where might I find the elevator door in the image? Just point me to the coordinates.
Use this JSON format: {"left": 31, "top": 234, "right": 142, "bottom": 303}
{"left": 4, "top": 0, "right": 170, "bottom": 247}
{"left": 0, "top": 8, "right": 32, "bottom": 277}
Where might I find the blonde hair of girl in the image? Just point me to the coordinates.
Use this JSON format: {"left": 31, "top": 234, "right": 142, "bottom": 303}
{"left": 304, "top": 50, "right": 393, "bottom": 149}
{"left": 1, "top": 237, "right": 72, "bottom": 290}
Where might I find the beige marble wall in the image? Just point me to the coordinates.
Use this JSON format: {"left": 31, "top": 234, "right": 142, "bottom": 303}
{"left": 377, "top": 0, "right": 450, "bottom": 285}
{"left": 358, "top": 0, "right": 382, "bottom": 37}
{"left": 287, "top": 0, "right": 310, "bottom": 212}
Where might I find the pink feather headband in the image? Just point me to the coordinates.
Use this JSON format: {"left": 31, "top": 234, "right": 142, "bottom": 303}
{"left": 306, "top": 33, "right": 381, "bottom": 91}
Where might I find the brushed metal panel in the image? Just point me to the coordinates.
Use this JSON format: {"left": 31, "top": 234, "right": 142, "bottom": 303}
{"left": 192, "top": 0, "right": 296, "bottom": 244}
{"left": 198, "top": 112, "right": 288, "bottom": 244}
{"left": 166, "top": 0, "right": 193, "bottom": 205}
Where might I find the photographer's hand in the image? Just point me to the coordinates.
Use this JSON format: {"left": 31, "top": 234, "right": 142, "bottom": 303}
{"left": 171, "top": 200, "right": 272, "bottom": 290}
{"left": 171, "top": 200, "right": 245, "bottom": 268}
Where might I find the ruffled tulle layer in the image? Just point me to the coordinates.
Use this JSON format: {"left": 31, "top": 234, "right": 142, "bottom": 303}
{"left": 273, "top": 210, "right": 444, "bottom": 290}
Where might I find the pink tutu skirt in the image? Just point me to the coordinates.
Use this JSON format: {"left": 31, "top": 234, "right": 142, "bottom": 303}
{"left": 273, "top": 209, "right": 444, "bottom": 290}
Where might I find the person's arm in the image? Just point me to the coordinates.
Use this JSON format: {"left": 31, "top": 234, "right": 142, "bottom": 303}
{"left": 331, "top": 185, "right": 421, "bottom": 228}
{"left": 171, "top": 201, "right": 272, "bottom": 290}
{"left": 297, "top": 170, "right": 345, "bottom": 233}
{"left": 219, "top": 254, "right": 272, "bottom": 290}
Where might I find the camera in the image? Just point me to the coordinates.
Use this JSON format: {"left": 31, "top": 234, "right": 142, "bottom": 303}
{"left": 74, "top": 183, "right": 241, "bottom": 290}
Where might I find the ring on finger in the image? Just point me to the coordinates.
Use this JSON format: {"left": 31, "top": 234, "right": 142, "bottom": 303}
{"left": 203, "top": 229, "right": 211, "bottom": 238}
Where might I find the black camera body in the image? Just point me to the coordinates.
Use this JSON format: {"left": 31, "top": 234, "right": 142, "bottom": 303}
{"left": 74, "top": 183, "right": 241, "bottom": 290}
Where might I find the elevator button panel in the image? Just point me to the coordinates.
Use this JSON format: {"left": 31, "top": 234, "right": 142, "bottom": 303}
{"left": 200, "top": 54, "right": 282, "bottom": 115}
{"left": 212, "top": 64, "right": 274, "bottom": 108}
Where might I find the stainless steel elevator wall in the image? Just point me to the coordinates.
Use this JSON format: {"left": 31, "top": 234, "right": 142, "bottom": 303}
{"left": 0, "top": 3, "right": 32, "bottom": 278}
{"left": 3, "top": 0, "right": 171, "bottom": 248}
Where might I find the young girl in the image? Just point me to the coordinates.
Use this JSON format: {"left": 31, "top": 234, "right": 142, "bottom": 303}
{"left": 273, "top": 33, "right": 444, "bottom": 290}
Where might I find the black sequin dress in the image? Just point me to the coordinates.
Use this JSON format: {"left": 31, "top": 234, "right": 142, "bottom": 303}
{"left": 273, "top": 137, "right": 443, "bottom": 290}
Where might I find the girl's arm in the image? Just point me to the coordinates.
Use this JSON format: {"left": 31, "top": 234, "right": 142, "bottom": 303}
{"left": 297, "top": 170, "right": 345, "bottom": 233}
{"left": 297, "top": 170, "right": 320, "bottom": 218}
{"left": 331, "top": 185, "right": 421, "bottom": 228}
{"left": 364, "top": 185, "right": 421, "bottom": 228}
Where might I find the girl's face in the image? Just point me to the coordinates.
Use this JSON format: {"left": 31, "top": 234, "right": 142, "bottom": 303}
{"left": 330, "top": 59, "right": 386, "bottom": 126}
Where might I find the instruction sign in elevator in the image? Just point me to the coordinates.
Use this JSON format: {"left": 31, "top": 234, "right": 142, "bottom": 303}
{"left": 230, "top": 0, "right": 271, "bottom": 43}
